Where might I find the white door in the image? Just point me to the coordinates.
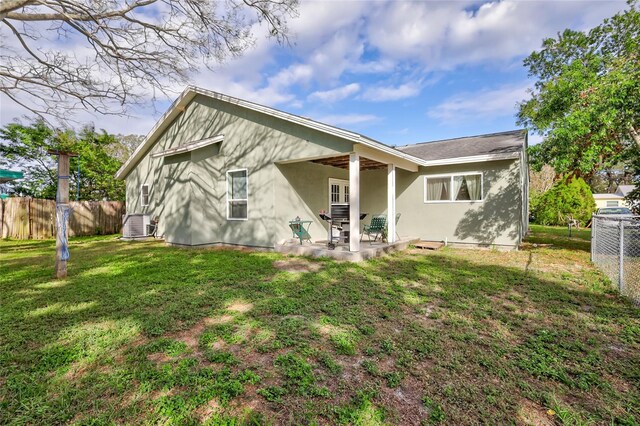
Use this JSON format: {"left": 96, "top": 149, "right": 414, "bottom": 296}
{"left": 328, "top": 178, "right": 349, "bottom": 210}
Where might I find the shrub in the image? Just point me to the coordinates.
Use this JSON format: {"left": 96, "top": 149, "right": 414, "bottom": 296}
{"left": 533, "top": 177, "right": 596, "bottom": 226}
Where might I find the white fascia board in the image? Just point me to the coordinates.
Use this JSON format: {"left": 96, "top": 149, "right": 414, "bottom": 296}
{"left": 150, "top": 135, "right": 224, "bottom": 158}
{"left": 593, "top": 194, "right": 624, "bottom": 199}
{"left": 421, "top": 152, "right": 521, "bottom": 167}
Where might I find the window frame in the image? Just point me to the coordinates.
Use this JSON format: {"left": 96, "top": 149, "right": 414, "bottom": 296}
{"left": 423, "top": 172, "right": 484, "bottom": 203}
{"left": 328, "top": 178, "right": 349, "bottom": 209}
{"left": 226, "top": 168, "right": 249, "bottom": 221}
{"left": 141, "top": 183, "right": 150, "bottom": 207}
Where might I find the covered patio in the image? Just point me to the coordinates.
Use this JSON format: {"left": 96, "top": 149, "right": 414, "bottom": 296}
{"left": 275, "top": 144, "right": 419, "bottom": 257}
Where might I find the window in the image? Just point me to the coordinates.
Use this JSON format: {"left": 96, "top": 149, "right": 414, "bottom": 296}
{"left": 424, "top": 173, "right": 482, "bottom": 202}
{"left": 331, "top": 183, "right": 340, "bottom": 204}
{"left": 227, "top": 169, "right": 248, "bottom": 220}
{"left": 606, "top": 200, "right": 619, "bottom": 207}
{"left": 328, "top": 179, "right": 349, "bottom": 208}
{"left": 141, "top": 184, "right": 149, "bottom": 206}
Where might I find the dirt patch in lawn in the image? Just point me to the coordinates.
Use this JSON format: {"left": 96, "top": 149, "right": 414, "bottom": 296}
{"left": 379, "top": 375, "right": 428, "bottom": 424}
{"left": 146, "top": 352, "right": 174, "bottom": 363}
{"left": 227, "top": 301, "right": 254, "bottom": 314}
{"left": 273, "top": 258, "right": 323, "bottom": 273}
{"left": 170, "top": 317, "right": 217, "bottom": 349}
{"left": 195, "top": 398, "right": 221, "bottom": 422}
{"left": 518, "top": 399, "right": 555, "bottom": 426}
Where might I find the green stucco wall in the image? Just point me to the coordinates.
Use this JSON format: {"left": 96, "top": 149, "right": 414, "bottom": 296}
{"left": 126, "top": 94, "right": 353, "bottom": 247}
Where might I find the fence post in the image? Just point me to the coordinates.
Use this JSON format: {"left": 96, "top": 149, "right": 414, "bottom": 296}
{"left": 591, "top": 214, "right": 595, "bottom": 262}
{"left": 619, "top": 219, "right": 624, "bottom": 293}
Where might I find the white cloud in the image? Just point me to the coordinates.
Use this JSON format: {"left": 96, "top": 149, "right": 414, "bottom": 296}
{"left": 427, "top": 82, "right": 530, "bottom": 123}
{"left": 316, "top": 113, "right": 379, "bottom": 127}
{"left": 366, "top": 0, "right": 626, "bottom": 70}
{"left": 362, "top": 81, "right": 423, "bottom": 102}
{"left": 308, "top": 83, "right": 360, "bottom": 103}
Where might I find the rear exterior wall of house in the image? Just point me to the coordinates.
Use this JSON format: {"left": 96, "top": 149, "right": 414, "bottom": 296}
{"left": 125, "top": 94, "right": 353, "bottom": 247}
{"left": 126, "top": 94, "right": 526, "bottom": 248}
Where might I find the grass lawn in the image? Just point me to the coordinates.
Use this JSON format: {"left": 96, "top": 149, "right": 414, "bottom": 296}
{"left": 1, "top": 227, "right": 639, "bottom": 425}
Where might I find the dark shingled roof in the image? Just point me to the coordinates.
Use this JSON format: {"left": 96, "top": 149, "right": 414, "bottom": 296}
{"left": 395, "top": 129, "right": 526, "bottom": 162}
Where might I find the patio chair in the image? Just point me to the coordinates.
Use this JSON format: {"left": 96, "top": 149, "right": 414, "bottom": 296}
{"left": 361, "top": 214, "right": 387, "bottom": 244}
{"left": 289, "top": 219, "right": 312, "bottom": 245}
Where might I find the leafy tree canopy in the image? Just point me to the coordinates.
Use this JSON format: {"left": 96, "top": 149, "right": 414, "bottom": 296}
{"left": 518, "top": 0, "right": 640, "bottom": 180}
{"left": 0, "top": 120, "right": 134, "bottom": 201}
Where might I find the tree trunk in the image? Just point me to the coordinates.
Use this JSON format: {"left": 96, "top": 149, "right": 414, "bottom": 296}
{"left": 630, "top": 126, "right": 640, "bottom": 147}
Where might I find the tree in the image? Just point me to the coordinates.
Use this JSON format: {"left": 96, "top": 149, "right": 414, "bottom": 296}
{"left": 0, "top": 0, "right": 298, "bottom": 120}
{"left": 530, "top": 164, "right": 556, "bottom": 195}
{"left": 625, "top": 144, "right": 640, "bottom": 212}
{"left": 588, "top": 162, "right": 634, "bottom": 193}
{"left": 529, "top": 164, "right": 557, "bottom": 220}
{"left": 533, "top": 177, "right": 596, "bottom": 226}
{"left": 517, "top": 0, "right": 640, "bottom": 180}
{"left": 109, "top": 134, "right": 145, "bottom": 163}
{"left": 0, "top": 120, "right": 126, "bottom": 200}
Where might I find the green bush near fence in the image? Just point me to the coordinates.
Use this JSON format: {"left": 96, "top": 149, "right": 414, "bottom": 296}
{"left": 533, "top": 177, "right": 596, "bottom": 226}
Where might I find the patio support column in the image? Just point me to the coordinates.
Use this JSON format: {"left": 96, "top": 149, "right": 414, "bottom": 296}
{"left": 349, "top": 152, "right": 360, "bottom": 252}
{"left": 387, "top": 163, "right": 396, "bottom": 243}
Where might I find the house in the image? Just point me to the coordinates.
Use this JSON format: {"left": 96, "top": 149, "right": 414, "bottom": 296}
{"left": 593, "top": 184, "right": 635, "bottom": 209}
{"left": 115, "top": 86, "right": 529, "bottom": 252}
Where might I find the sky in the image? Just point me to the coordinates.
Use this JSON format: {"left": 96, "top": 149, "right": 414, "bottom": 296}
{"left": 0, "top": 0, "right": 629, "bottom": 147}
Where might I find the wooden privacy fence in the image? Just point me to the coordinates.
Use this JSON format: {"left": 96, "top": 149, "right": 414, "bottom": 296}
{"left": 0, "top": 198, "right": 125, "bottom": 239}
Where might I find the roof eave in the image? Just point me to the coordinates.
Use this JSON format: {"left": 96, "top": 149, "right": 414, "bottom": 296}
{"left": 420, "top": 152, "right": 521, "bottom": 167}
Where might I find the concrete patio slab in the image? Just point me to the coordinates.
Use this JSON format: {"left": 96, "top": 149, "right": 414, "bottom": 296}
{"left": 275, "top": 237, "right": 420, "bottom": 262}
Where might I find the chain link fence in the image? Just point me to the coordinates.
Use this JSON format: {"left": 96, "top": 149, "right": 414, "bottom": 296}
{"left": 591, "top": 214, "right": 640, "bottom": 304}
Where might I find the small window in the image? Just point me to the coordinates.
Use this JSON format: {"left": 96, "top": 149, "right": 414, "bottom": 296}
{"left": 425, "top": 177, "right": 450, "bottom": 201}
{"left": 141, "top": 184, "right": 149, "bottom": 206}
{"left": 453, "top": 174, "right": 482, "bottom": 201}
{"left": 227, "top": 169, "right": 248, "bottom": 220}
{"left": 344, "top": 185, "right": 349, "bottom": 203}
{"left": 424, "top": 173, "right": 482, "bottom": 202}
{"left": 606, "top": 200, "right": 619, "bottom": 207}
{"left": 331, "top": 184, "right": 340, "bottom": 204}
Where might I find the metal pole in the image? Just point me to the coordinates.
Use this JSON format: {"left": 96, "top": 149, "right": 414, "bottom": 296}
{"left": 619, "top": 219, "right": 624, "bottom": 293}
{"left": 76, "top": 155, "right": 80, "bottom": 201}
{"left": 590, "top": 214, "right": 595, "bottom": 262}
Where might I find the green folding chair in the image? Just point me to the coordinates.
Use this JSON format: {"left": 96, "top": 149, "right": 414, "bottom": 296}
{"left": 289, "top": 220, "right": 312, "bottom": 245}
{"left": 361, "top": 215, "right": 387, "bottom": 244}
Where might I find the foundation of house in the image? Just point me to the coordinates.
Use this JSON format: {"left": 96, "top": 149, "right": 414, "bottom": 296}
{"left": 275, "top": 237, "right": 420, "bottom": 262}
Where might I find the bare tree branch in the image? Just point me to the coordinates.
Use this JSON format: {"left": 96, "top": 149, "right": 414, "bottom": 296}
{"left": 0, "top": 0, "right": 299, "bottom": 122}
